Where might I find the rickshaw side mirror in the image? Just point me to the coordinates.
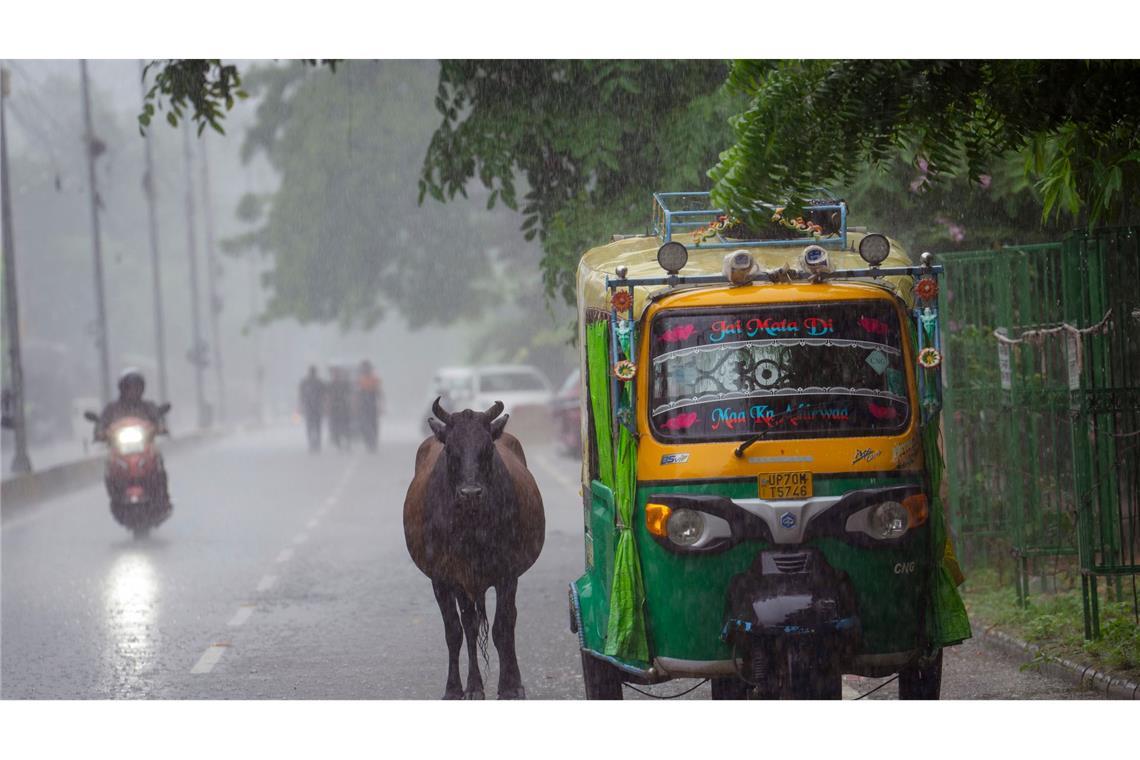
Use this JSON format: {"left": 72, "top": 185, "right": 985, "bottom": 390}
{"left": 158, "top": 402, "right": 172, "bottom": 416}
{"left": 83, "top": 411, "right": 99, "bottom": 423}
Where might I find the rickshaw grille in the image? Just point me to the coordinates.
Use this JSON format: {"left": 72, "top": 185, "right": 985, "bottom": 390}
{"left": 773, "top": 554, "right": 810, "bottom": 574}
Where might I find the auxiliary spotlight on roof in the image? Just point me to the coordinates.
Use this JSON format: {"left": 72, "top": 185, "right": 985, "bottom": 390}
{"left": 656, "top": 241, "right": 688, "bottom": 275}
{"left": 723, "top": 250, "right": 758, "bottom": 285}
{"left": 858, "top": 233, "right": 891, "bottom": 267}
{"left": 801, "top": 244, "right": 832, "bottom": 275}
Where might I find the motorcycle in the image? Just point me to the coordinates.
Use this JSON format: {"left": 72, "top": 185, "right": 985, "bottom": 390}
{"left": 84, "top": 404, "right": 172, "bottom": 539}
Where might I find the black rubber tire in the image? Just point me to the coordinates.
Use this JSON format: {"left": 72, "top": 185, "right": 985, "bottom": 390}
{"left": 785, "top": 648, "right": 842, "bottom": 700}
{"left": 711, "top": 677, "right": 750, "bottom": 700}
{"left": 580, "top": 651, "right": 624, "bottom": 700}
{"left": 898, "top": 649, "right": 943, "bottom": 700}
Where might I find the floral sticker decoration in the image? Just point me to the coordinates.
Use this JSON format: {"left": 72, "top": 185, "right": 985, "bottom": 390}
{"left": 915, "top": 276, "right": 939, "bottom": 302}
{"left": 613, "top": 359, "right": 637, "bottom": 382}
{"left": 918, "top": 347, "right": 942, "bottom": 369}
{"left": 611, "top": 290, "right": 633, "bottom": 312}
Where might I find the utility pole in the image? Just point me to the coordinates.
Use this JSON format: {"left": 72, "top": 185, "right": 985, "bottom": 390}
{"left": 139, "top": 61, "right": 169, "bottom": 405}
{"left": 1, "top": 66, "right": 33, "bottom": 473}
{"left": 79, "top": 60, "right": 112, "bottom": 405}
{"left": 198, "top": 136, "right": 226, "bottom": 423}
{"left": 182, "top": 123, "right": 208, "bottom": 429}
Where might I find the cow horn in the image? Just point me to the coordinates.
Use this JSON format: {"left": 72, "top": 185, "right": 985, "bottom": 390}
{"left": 482, "top": 400, "right": 505, "bottom": 422}
{"left": 432, "top": 396, "right": 452, "bottom": 424}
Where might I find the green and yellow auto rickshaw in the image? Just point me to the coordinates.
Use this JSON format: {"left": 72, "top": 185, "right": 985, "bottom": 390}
{"left": 568, "top": 192, "right": 971, "bottom": 699}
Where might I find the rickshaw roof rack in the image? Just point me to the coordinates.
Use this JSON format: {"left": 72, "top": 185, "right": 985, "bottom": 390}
{"left": 652, "top": 191, "right": 848, "bottom": 250}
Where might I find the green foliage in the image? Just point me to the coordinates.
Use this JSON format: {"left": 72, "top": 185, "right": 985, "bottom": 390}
{"left": 419, "top": 60, "right": 742, "bottom": 305}
{"left": 711, "top": 60, "right": 1140, "bottom": 230}
{"left": 962, "top": 573, "right": 1140, "bottom": 675}
{"left": 139, "top": 59, "right": 339, "bottom": 136}
{"left": 140, "top": 59, "right": 247, "bottom": 136}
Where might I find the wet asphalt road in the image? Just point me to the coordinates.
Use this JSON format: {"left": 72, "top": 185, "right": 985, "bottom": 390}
{"left": 1, "top": 424, "right": 1097, "bottom": 699}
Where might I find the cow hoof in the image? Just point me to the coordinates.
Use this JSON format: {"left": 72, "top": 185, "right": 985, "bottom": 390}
{"left": 498, "top": 686, "right": 526, "bottom": 700}
{"left": 443, "top": 688, "right": 464, "bottom": 700}
{"left": 464, "top": 688, "right": 485, "bottom": 700}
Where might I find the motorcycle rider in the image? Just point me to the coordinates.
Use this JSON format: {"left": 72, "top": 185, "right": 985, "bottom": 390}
{"left": 96, "top": 368, "right": 171, "bottom": 504}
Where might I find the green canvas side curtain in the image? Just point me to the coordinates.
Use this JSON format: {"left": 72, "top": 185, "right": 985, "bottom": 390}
{"left": 915, "top": 316, "right": 972, "bottom": 647}
{"left": 586, "top": 319, "right": 649, "bottom": 663}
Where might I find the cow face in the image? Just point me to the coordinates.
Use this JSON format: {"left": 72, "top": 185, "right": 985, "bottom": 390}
{"left": 429, "top": 400, "right": 508, "bottom": 506}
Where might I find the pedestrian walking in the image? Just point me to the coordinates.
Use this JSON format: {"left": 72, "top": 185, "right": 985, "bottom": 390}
{"left": 355, "top": 359, "right": 383, "bottom": 452}
{"left": 298, "top": 366, "right": 327, "bottom": 452}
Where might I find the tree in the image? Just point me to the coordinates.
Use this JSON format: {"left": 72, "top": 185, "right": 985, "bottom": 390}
{"left": 227, "top": 60, "right": 531, "bottom": 329}
{"left": 418, "top": 60, "right": 742, "bottom": 305}
{"left": 709, "top": 60, "right": 1140, "bottom": 229}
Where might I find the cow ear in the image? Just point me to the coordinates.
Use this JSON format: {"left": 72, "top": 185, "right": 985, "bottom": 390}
{"left": 428, "top": 418, "right": 447, "bottom": 442}
{"left": 489, "top": 414, "right": 509, "bottom": 440}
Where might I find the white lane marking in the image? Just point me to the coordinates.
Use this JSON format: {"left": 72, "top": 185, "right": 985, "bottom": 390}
{"left": 256, "top": 574, "right": 277, "bottom": 592}
{"left": 533, "top": 453, "right": 578, "bottom": 494}
{"left": 306, "top": 518, "right": 319, "bottom": 530}
{"left": 292, "top": 532, "right": 309, "bottom": 545}
{"left": 191, "top": 644, "right": 229, "bottom": 674}
{"left": 227, "top": 606, "right": 254, "bottom": 627}
{"left": 276, "top": 547, "right": 294, "bottom": 564}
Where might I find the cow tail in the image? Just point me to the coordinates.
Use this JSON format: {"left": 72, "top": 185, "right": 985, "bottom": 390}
{"left": 475, "top": 594, "right": 490, "bottom": 666}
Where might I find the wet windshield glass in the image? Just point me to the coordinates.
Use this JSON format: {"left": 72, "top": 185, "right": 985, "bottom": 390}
{"left": 649, "top": 299, "right": 911, "bottom": 441}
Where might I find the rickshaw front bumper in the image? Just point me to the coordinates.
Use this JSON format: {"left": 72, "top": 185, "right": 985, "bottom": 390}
{"left": 722, "top": 546, "right": 861, "bottom": 657}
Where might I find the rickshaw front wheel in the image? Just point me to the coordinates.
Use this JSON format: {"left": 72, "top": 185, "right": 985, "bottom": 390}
{"left": 710, "top": 677, "right": 750, "bottom": 700}
{"left": 580, "top": 651, "right": 624, "bottom": 700}
{"left": 898, "top": 648, "right": 943, "bottom": 700}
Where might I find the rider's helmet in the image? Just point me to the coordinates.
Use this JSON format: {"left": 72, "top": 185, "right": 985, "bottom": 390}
{"left": 118, "top": 368, "right": 145, "bottom": 400}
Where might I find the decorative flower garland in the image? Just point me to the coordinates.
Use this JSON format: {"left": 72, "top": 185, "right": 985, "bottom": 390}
{"left": 918, "top": 347, "right": 942, "bottom": 369}
{"left": 915, "top": 276, "right": 939, "bottom": 302}
{"left": 613, "top": 359, "right": 637, "bottom": 382}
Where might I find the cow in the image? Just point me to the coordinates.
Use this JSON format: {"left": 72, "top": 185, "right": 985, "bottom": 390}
{"left": 403, "top": 398, "right": 545, "bottom": 699}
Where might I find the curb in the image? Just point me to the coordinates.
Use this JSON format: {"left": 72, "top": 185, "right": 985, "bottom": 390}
{"left": 981, "top": 625, "right": 1139, "bottom": 700}
{"left": 1, "top": 428, "right": 227, "bottom": 522}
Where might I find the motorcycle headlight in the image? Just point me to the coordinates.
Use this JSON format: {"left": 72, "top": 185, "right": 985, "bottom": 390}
{"left": 867, "top": 501, "right": 909, "bottom": 540}
{"left": 666, "top": 509, "right": 706, "bottom": 546}
{"left": 114, "top": 426, "right": 146, "bottom": 453}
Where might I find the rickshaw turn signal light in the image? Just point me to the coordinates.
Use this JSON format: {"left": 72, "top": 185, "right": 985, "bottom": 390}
{"left": 902, "top": 493, "right": 929, "bottom": 528}
{"left": 646, "top": 503, "right": 672, "bottom": 538}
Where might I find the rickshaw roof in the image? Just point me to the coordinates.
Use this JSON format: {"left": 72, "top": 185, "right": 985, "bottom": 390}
{"left": 576, "top": 230, "right": 916, "bottom": 321}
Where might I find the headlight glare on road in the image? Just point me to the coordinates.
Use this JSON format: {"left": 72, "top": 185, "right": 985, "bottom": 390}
{"left": 666, "top": 509, "right": 705, "bottom": 546}
{"left": 868, "top": 501, "right": 909, "bottom": 540}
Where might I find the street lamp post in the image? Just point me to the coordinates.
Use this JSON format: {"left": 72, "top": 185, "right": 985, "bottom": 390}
{"left": 1, "top": 66, "right": 33, "bottom": 473}
{"left": 78, "top": 60, "right": 112, "bottom": 405}
{"left": 182, "top": 123, "right": 208, "bottom": 429}
{"left": 139, "top": 61, "right": 169, "bottom": 405}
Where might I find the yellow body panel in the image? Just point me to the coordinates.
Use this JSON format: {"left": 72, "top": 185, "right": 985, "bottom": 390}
{"left": 634, "top": 281, "right": 925, "bottom": 483}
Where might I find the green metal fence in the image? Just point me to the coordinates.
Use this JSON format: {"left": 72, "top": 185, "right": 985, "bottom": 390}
{"left": 940, "top": 228, "right": 1140, "bottom": 639}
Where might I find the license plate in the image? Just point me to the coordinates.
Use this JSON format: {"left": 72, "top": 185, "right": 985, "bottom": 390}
{"left": 758, "top": 471, "right": 812, "bottom": 500}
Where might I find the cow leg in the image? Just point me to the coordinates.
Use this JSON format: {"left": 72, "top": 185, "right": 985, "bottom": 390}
{"left": 432, "top": 580, "right": 464, "bottom": 700}
{"left": 455, "top": 591, "right": 485, "bottom": 700}
{"left": 493, "top": 578, "right": 525, "bottom": 699}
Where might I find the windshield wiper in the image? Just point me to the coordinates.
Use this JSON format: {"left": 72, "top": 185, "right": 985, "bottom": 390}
{"left": 734, "top": 429, "right": 771, "bottom": 459}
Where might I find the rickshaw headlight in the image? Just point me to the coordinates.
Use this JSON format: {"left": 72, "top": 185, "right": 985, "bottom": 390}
{"left": 868, "top": 501, "right": 909, "bottom": 540}
{"left": 666, "top": 509, "right": 705, "bottom": 546}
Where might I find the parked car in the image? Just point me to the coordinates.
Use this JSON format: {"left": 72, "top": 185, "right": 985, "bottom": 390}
{"left": 551, "top": 368, "right": 581, "bottom": 457}
{"left": 422, "top": 365, "right": 553, "bottom": 441}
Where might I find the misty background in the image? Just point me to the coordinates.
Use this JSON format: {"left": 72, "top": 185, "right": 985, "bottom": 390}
{"left": 2, "top": 59, "right": 577, "bottom": 469}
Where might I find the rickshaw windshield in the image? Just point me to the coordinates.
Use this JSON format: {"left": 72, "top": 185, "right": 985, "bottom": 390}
{"left": 649, "top": 299, "right": 911, "bottom": 442}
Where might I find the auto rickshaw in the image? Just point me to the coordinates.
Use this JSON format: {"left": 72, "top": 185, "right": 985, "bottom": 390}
{"left": 568, "top": 192, "right": 971, "bottom": 699}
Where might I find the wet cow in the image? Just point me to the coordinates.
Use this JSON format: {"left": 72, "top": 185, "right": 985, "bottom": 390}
{"left": 402, "top": 399, "right": 545, "bottom": 699}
